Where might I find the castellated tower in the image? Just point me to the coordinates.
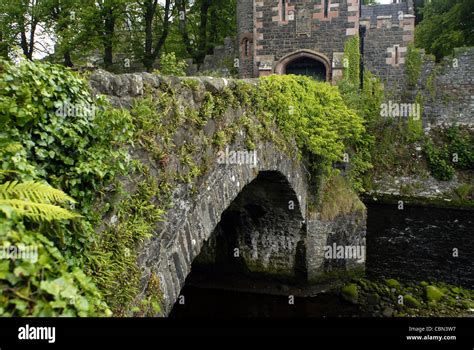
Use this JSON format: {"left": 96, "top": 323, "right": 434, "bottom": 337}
{"left": 237, "top": 0, "right": 415, "bottom": 90}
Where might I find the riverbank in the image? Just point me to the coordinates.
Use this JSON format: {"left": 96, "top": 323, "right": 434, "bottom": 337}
{"left": 340, "top": 278, "right": 474, "bottom": 317}
{"left": 363, "top": 122, "right": 473, "bottom": 210}
{"left": 364, "top": 174, "right": 474, "bottom": 210}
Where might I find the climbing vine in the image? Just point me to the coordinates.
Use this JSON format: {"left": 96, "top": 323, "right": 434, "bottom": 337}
{"left": 337, "top": 70, "right": 384, "bottom": 192}
{"left": 406, "top": 93, "right": 424, "bottom": 142}
{"left": 426, "top": 66, "right": 440, "bottom": 101}
{"left": 405, "top": 44, "right": 423, "bottom": 87}
{"left": 343, "top": 36, "right": 361, "bottom": 87}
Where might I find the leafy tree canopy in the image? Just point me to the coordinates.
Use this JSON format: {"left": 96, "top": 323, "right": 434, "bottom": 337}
{"left": 415, "top": 0, "right": 474, "bottom": 60}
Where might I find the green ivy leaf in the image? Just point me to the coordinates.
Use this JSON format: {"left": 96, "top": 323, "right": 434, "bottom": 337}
{"left": 50, "top": 299, "right": 67, "bottom": 309}
{"left": 0, "top": 260, "right": 10, "bottom": 279}
{"left": 40, "top": 279, "right": 62, "bottom": 297}
{"left": 13, "top": 263, "right": 35, "bottom": 277}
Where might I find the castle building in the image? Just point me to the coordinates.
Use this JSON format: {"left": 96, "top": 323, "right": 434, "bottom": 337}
{"left": 237, "top": 0, "right": 415, "bottom": 89}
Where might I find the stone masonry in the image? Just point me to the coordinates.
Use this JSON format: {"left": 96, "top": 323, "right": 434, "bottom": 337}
{"left": 236, "top": 0, "right": 415, "bottom": 88}
{"left": 89, "top": 70, "right": 367, "bottom": 315}
{"left": 362, "top": 2, "right": 415, "bottom": 95}
{"left": 419, "top": 48, "right": 474, "bottom": 126}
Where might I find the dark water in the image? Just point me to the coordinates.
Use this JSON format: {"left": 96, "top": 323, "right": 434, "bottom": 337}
{"left": 169, "top": 286, "right": 362, "bottom": 318}
{"left": 366, "top": 203, "right": 473, "bottom": 288}
{"left": 170, "top": 204, "right": 473, "bottom": 317}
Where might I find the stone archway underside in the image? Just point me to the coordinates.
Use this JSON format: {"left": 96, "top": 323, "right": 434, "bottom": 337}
{"left": 194, "top": 170, "right": 306, "bottom": 280}
{"left": 140, "top": 141, "right": 308, "bottom": 315}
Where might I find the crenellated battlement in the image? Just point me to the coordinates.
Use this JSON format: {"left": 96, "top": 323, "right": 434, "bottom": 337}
{"left": 360, "top": 3, "right": 415, "bottom": 44}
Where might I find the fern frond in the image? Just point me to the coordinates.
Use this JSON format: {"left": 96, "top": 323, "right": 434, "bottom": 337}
{"left": 0, "top": 199, "right": 81, "bottom": 222}
{"left": 0, "top": 181, "right": 76, "bottom": 204}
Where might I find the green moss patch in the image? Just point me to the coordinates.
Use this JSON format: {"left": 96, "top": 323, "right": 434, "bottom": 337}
{"left": 425, "top": 285, "right": 445, "bottom": 303}
{"left": 385, "top": 279, "right": 401, "bottom": 290}
{"left": 341, "top": 283, "right": 359, "bottom": 304}
{"left": 346, "top": 278, "right": 473, "bottom": 317}
{"left": 403, "top": 294, "right": 421, "bottom": 308}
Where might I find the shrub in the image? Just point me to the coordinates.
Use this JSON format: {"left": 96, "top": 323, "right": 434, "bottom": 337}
{"left": 155, "top": 52, "right": 188, "bottom": 76}
{"left": 0, "top": 59, "right": 134, "bottom": 315}
{"left": 257, "top": 75, "right": 365, "bottom": 164}
{"left": 337, "top": 70, "right": 383, "bottom": 192}
{"left": 445, "top": 126, "right": 474, "bottom": 170}
{"left": 424, "top": 141, "right": 455, "bottom": 181}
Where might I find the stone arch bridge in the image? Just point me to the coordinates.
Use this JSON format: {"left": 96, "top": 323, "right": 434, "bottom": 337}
{"left": 90, "top": 71, "right": 366, "bottom": 315}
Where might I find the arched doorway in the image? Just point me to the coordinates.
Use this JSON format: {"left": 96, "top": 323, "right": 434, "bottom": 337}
{"left": 275, "top": 50, "right": 331, "bottom": 82}
{"left": 285, "top": 56, "right": 327, "bottom": 81}
{"left": 285, "top": 57, "right": 326, "bottom": 81}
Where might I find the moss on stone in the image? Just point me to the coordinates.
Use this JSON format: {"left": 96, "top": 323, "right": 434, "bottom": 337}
{"left": 461, "top": 300, "right": 474, "bottom": 309}
{"left": 241, "top": 258, "right": 296, "bottom": 282}
{"left": 404, "top": 294, "right": 421, "bottom": 308}
{"left": 425, "top": 285, "right": 445, "bottom": 303}
{"left": 350, "top": 278, "right": 473, "bottom": 317}
{"left": 451, "top": 287, "right": 461, "bottom": 294}
{"left": 308, "top": 267, "right": 365, "bottom": 285}
{"left": 394, "top": 312, "right": 407, "bottom": 317}
{"left": 385, "top": 278, "right": 401, "bottom": 290}
{"left": 341, "top": 283, "right": 359, "bottom": 303}
{"left": 358, "top": 278, "right": 370, "bottom": 291}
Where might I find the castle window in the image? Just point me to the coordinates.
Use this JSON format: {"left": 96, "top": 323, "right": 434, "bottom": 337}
{"left": 244, "top": 39, "right": 250, "bottom": 57}
{"left": 395, "top": 45, "right": 399, "bottom": 65}
{"left": 324, "top": 0, "right": 329, "bottom": 18}
{"left": 241, "top": 37, "right": 252, "bottom": 58}
{"left": 282, "top": 0, "right": 286, "bottom": 21}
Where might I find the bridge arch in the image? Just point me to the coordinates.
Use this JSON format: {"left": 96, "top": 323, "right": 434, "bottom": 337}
{"left": 89, "top": 71, "right": 366, "bottom": 317}
{"left": 141, "top": 142, "right": 308, "bottom": 315}
{"left": 275, "top": 50, "right": 331, "bottom": 82}
{"left": 192, "top": 170, "right": 307, "bottom": 281}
